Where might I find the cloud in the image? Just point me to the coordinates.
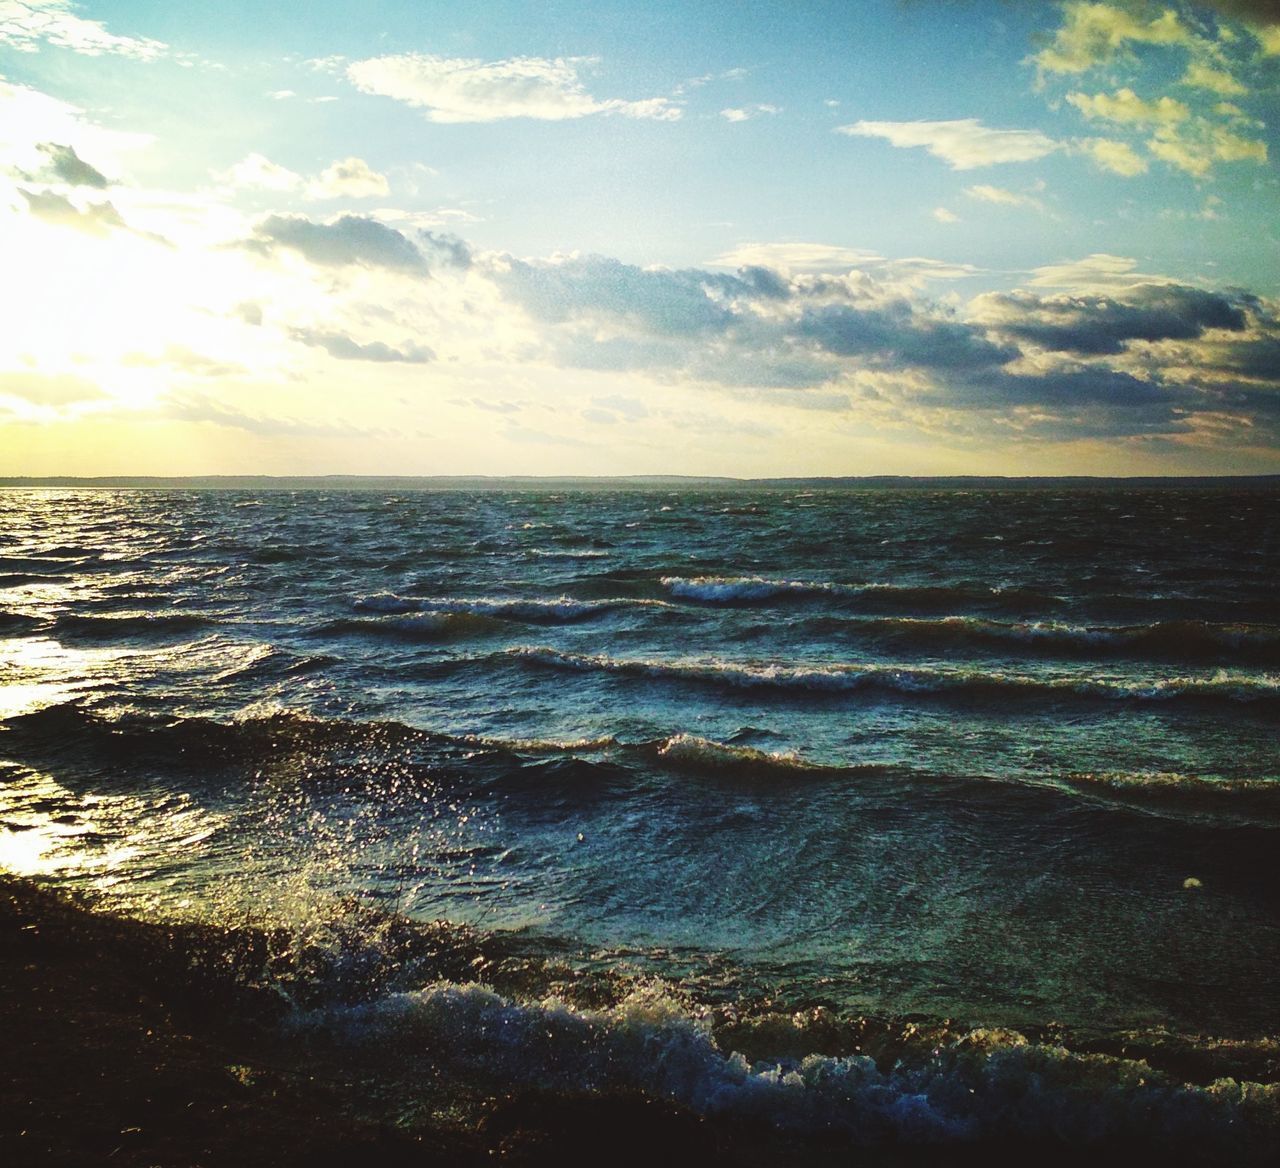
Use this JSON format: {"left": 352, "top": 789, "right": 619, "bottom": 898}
{"left": 122, "top": 345, "right": 247, "bottom": 377}
{"left": 165, "top": 394, "right": 377, "bottom": 438}
{"left": 346, "top": 53, "right": 681, "bottom": 123}
{"left": 500, "top": 254, "right": 742, "bottom": 335}
{"left": 964, "top": 184, "right": 1046, "bottom": 211}
{"left": 0, "top": 369, "right": 106, "bottom": 404}
{"left": 0, "top": 0, "right": 166, "bottom": 59}
{"left": 720, "top": 104, "right": 779, "bottom": 122}
{"left": 307, "top": 157, "right": 389, "bottom": 199}
{"left": 796, "top": 301, "right": 1017, "bottom": 371}
{"left": 0, "top": 79, "right": 153, "bottom": 177}
{"left": 590, "top": 393, "right": 649, "bottom": 421}
{"left": 838, "top": 119, "right": 1058, "bottom": 169}
{"left": 972, "top": 284, "right": 1249, "bottom": 355}
{"left": 18, "top": 186, "right": 126, "bottom": 234}
{"left": 708, "top": 242, "right": 882, "bottom": 274}
{"left": 1147, "top": 120, "right": 1267, "bottom": 176}
{"left": 288, "top": 327, "right": 434, "bottom": 363}
{"left": 1076, "top": 137, "right": 1149, "bottom": 175}
{"left": 34, "top": 140, "right": 108, "bottom": 187}
{"left": 1030, "top": 2, "right": 1196, "bottom": 77}
{"left": 214, "top": 152, "right": 302, "bottom": 192}
{"left": 246, "top": 213, "right": 445, "bottom": 274}
{"left": 932, "top": 206, "right": 960, "bottom": 223}
{"left": 1181, "top": 59, "right": 1246, "bottom": 95}
{"left": 216, "top": 153, "right": 392, "bottom": 200}
{"left": 1027, "top": 253, "right": 1176, "bottom": 290}
{"left": 1066, "top": 87, "right": 1189, "bottom": 125}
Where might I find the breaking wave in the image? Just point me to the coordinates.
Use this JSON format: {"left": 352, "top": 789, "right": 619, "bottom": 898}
{"left": 306, "top": 981, "right": 1280, "bottom": 1158}
{"left": 510, "top": 647, "right": 1280, "bottom": 706}
{"left": 354, "top": 592, "right": 667, "bottom": 623}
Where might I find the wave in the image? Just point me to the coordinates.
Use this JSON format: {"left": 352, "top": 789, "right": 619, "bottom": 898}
{"left": 312, "top": 612, "right": 501, "bottom": 642}
{"left": 0, "top": 555, "right": 91, "bottom": 573}
{"left": 510, "top": 647, "right": 1280, "bottom": 706}
{"left": 819, "top": 615, "right": 1280, "bottom": 664}
{"left": 0, "top": 573, "right": 66, "bottom": 588}
{"left": 645, "top": 733, "right": 848, "bottom": 779}
{"left": 0, "top": 610, "right": 45, "bottom": 633}
{"left": 660, "top": 575, "right": 1062, "bottom": 612}
{"left": 51, "top": 611, "right": 220, "bottom": 641}
{"left": 1067, "top": 770, "right": 1280, "bottom": 797}
{"left": 306, "top": 980, "right": 1279, "bottom": 1158}
{"left": 1060, "top": 771, "right": 1280, "bottom": 822}
{"left": 209, "top": 645, "right": 338, "bottom": 684}
{"left": 354, "top": 592, "right": 669, "bottom": 624}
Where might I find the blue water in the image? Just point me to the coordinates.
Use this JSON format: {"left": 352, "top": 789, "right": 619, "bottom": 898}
{"left": 2, "top": 483, "right": 1278, "bottom": 1154}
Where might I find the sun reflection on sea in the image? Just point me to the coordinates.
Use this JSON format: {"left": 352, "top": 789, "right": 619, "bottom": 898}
{"left": 0, "top": 765, "right": 221, "bottom": 904}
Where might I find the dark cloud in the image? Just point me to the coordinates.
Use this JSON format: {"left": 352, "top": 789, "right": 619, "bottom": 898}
{"left": 19, "top": 188, "right": 125, "bottom": 235}
{"left": 1193, "top": 335, "right": 1280, "bottom": 380}
{"left": 978, "top": 285, "right": 1249, "bottom": 355}
{"left": 247, "top": 214, "right": 431, "bottom": 274}
{"left": 418, "top": 231, "right": 472, "bottom": 269}
{"left": 796, "top": 301, "right": 1017, "bottom": 370}
{"left": 289, "top": 327, "right": 434, "bottom": 363}
{"left": 488, "top": 245, "right": 1280, "bottom": 446}
{"left": 36, "top": 142, "right": 110, "bottom": 189}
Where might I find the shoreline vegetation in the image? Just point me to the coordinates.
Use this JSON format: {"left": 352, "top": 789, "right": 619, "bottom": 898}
{"left": 2, "top": 474, "right": 1279, "bottom": 491}
{"left": 0, "top": 875, "right": 1269, "bottom": 1168}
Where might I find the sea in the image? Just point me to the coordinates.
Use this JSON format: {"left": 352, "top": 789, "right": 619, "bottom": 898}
{"left": 2, "top": 481, "right": 1278, "bottom": 1158}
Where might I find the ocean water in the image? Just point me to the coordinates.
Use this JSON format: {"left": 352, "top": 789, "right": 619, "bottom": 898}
{"left": 2, "top": 483, "right": 1278, "bottom": 1156}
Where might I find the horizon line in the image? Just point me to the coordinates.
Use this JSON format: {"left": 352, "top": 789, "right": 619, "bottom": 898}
{"left": 4, "top": 472, "right": 1279, "bottom": 490}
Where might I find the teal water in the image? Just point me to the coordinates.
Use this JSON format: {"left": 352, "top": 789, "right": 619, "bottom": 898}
{"left": 2, "top": 484, "right": 1278, "bottom": 1155}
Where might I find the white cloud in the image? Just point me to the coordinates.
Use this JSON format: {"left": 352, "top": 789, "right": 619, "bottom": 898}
{"left": 932, "top": 206, "right": 959, "bottom": 223}
{"left": 212, "top": 154, "right": 392, "bottom": 200}
{"left": 838, "top": 119, "right": 1058, "bottom": 169}
{"left": 1030, "top": 2, "right": 1195, "bottom": 77}
{"left": 707, "top": 242, "right": 882, "bottom": 274}
{"left": 0, "top": 79, "right": 153, "bottom": 176}
{"left": 964, "top": 184, "right": 1046, "bottom": 212}
{"left": 0, "top": 0, "right": 166, "bottom": 59}
{"left": 1076, "top": 137, "right": 1148, "bottom": 176}
{"left": 720, "top": 104, "right": 779, "bottom": 122}
{"left": 214, "top": 152, "right": 302, "bottom": 193}
{"left": 1147, "top": 120, "right": 1267, "bottom": 176}
{"left": 1181, "top": 60, "right": 1246, "bottom": 96}
{"left": 346, "top": 53, "right": 681, "bottom": 123}
{"left": 1066, "top": 87, "right": 1189, "bottom": 126}
{"left": 1027, "top": 254, "right": 1175, "bottom": 291}
{"left": 307, "top": 157, "right": 389, "bottom": 200}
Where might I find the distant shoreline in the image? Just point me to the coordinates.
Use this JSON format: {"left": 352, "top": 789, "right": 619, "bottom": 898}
{"left": 3, "top": 473, "right": 1278, "bottom": 491}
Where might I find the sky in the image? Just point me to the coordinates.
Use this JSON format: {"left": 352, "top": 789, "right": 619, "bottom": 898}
{"left": 1, "top": 0, "right": 1278, "bottom": 478}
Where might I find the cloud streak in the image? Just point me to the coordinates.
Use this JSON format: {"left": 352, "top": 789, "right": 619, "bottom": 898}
{"left": 838, "top": 119, "right": 1058, "bottom": 169}
{"left": 346, "top": 53, "right": 681, "bottom": 123}
{"left": 0, "top": 0, "right": 167, "bottom": 60}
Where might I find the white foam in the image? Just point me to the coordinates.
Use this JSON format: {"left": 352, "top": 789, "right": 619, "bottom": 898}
{"left": 302, "top": 981, "right": 1279, "bottom": 1151}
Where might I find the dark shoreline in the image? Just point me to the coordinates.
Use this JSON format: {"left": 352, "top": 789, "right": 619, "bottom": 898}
{"left": 2, "top": 875, "right": 1272, "bottom": 1167}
